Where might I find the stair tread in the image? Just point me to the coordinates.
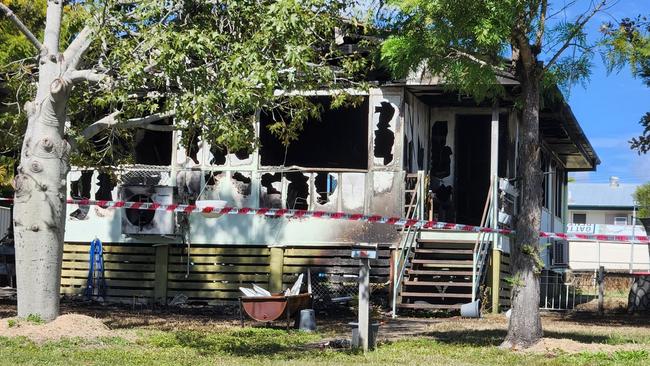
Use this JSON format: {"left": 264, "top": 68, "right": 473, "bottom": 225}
{"left": 416, "top": 239, "right": 476, "bottom": 244}
{"left": 400, "top": 292, "right": 472, "bottom": 298}
{"left": 412, "top": 259, "right": 473, "bottom": 265}
{"left": 398, "top": 303, "right": 462, "bottom": 310}
{"left": 403, "top": 281, "right": 473, "bottom": 287}
{"left": 406, "top": 269, "right": 473, "bottom": 276}
{"left": 414, "top": 249, "right": 474, "bottom": 254}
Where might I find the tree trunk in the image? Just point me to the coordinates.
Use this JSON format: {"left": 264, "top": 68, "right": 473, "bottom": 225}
{"left": 502, "top": 71, "right": 543, "bottom": 348}
{"left": 13, "top": 2, "right": 70, "bottom": 321}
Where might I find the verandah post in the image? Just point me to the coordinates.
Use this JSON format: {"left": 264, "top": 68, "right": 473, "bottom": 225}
{"left": 269, "top": 247, "right": 285, "bottom": 293}
{"left": 154, "top": 245, "right": 169, "bottom": 305}
{"left": 489, "top": 103, "right": 501, "bottom": 313}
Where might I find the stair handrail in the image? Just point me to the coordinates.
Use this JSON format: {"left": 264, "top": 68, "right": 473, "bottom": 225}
{"left": 391, "top": 170, "right": 424, "bottom": 317}
{"left": 472, "top": 178, "right": 495, "bottom": 302}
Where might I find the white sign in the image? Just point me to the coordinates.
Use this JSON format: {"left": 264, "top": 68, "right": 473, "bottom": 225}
{"left": 567, "top": 224, "right": 595, "bottom": 234}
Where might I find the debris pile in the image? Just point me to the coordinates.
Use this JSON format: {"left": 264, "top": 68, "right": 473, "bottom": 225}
{"left": 240, "top": 274, "right": 304, "bottom": 296}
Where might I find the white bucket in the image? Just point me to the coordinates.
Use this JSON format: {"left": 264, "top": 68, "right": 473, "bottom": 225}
{"left": 460, "top": 300, "right": 481, "bottom": 318}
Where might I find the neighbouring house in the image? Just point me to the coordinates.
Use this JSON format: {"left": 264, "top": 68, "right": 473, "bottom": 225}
{"left": 58, "top": 43, "right": 599, "bottom": 313}
{"left": 568, "top": 177, "right": 639, "bottom": 226}
{"left": 566, "top": 178, "right": 649, "bottom": 272}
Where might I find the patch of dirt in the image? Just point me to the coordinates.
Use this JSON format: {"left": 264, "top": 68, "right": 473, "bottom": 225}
{"left": 0, "top": 314, "right": 113, "bottom": 343}
{"left": 525, "top": 337, "right": 645, "bottom": 354}
{"left": 575, "top": 298, "right": 627, "bottom": 313}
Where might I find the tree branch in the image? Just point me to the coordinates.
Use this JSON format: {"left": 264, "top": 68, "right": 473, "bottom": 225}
{"left": 535, "top": 0, "right": 548, "bottom": 50}
{"left": 449, "top": 48, "right": 515, "bottom": 79}
{"left": 63, "top": 26, "right": 94, "bottom": 70}
{"left": 81, "top": 111, "right": 122, "bottom": 139}
{"left": 543, "top": 0, "right": 607, "bottom": 71}
{"left": 121, "top": 111, "right": 176, "bottom": 129}
{"left": 66, "top": 69, "right": 108, "bottom": 84}
{"left": 81, "top": 111, "right": 176, "bottom": 139}
{"left": 0, "top": 3, "right": 46, "bottom": 55}
{"left": 43, "top": 0, "right": 63, "bottom": 55}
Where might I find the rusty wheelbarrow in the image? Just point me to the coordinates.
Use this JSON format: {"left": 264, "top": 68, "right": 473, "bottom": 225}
{"left": 239, "top": 292, "right": 312, "bottom": 328}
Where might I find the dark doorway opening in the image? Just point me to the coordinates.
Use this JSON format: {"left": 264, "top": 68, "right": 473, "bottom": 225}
{"left": 455, "top": 115, "right": 491, "bottom": 226}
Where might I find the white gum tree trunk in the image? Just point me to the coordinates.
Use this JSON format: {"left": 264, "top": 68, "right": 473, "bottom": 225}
{"left": 2, "top": 1, "right": 99, "bottom": 321}
{"left": 2, "top": 1, "right": 168, "bottom": 321}
{"left": 12, "top": 2, "right": 70, "bottom": 321}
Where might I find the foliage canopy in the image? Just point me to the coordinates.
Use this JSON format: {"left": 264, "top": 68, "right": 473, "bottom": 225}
{"left": 634, "top": 182, "right": 650, "bottom": 218}
{"left": 0, "top": 0, "right": 369, "bottom": 168}
{"left": 602, "top": 15, "right": 650, "bottom": 154}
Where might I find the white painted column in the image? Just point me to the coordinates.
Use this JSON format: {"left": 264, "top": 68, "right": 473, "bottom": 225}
{"left": 490, "top": 102, "right": 501, "bottom": 312}
{"left": 490, "top": 103, "right": 500, "bottom": 234}
{"left": 490, "top": 102, "right": 500, "bottom": 179}
{"left": 358, "top": 258, "right": 371, "bottom": 353}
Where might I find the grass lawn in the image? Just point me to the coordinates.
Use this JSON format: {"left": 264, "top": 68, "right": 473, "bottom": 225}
{"left": 1, "top": 301, "right": 649, "bottom": 366}
{"left": 0, "top": 326, "right": 648, "bottom": 366}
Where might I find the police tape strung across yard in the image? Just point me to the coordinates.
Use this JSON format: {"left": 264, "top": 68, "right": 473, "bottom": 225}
{"left": 1, "top": 197, "right": 648, "bottom": 243}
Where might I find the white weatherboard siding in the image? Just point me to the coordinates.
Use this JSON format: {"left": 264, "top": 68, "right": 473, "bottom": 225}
{"left": 568, "top": 225, "right": 649, "bottom": 271}
{"left": 568, "top": 209, "right": 634, "bottom": 226}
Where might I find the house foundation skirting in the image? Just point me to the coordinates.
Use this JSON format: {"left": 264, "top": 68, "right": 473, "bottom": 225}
{"left": 60, "top": 242, "right": 391, "bottom": 305}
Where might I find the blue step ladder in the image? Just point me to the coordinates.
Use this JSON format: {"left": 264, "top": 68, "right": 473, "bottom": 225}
{"left": 84, "top": 238, "right": 106, "bottom": 300}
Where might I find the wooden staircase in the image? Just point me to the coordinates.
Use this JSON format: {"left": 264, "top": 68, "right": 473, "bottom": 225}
{"left": 397, "top": 238, "right": 475, "bottom": 311}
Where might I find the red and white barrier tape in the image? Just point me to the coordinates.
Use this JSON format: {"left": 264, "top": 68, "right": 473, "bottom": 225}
{"left": 65, "top": 198, "right": 514, "bottom": 234}
{"left": 539, "top": 231, "right": 649, "bottom": 243}
{"left": 1, "top": 197, "right": 649, "bottom": 243}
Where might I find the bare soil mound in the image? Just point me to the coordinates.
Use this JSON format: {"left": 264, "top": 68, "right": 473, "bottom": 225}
{"left": 0, "top": 314, "right": 112, "bottom": 343}
{"left": 525, "top": 337, "right": 644, "bottom": 354}
{"left": 575, "top": 298, "right": 628, "bottom": 313}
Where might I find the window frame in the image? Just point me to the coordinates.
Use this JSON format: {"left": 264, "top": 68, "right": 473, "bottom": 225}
{"left": 572, "top": 213, "right": 587, "bottom": 224}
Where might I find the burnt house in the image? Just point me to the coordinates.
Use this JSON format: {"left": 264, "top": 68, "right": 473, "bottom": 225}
{"left": 61, "top": 71, "right": 599, "bottom": 313}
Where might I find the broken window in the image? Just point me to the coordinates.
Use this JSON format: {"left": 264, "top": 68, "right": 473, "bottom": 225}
{"left": 176, "top": 169, "right": 202, "bottom": 200}
{"left": 134, "top": 122, "right": 173, "bottom": 166}
{"left": 69, "top": 171, "right": 116, "bottom": 219}
{"left": 233, "top": 148, "right": 251, "bottom": 161}
{"left": 210, "top": 145, "right": 227, "bottom": 165}
{"left": 95, "top": 172, "right": 116, "bottom": 201}
{"left": 259, "top": 97, "right": 369, "bottom": 169}
{"left": 373, "top": 101, "right": 395, "bottom": 165}
{"left": 185, "top": 130, "right": 201, "bottom": 165}
{"left": 285, "top": 172, "right": 309, "bottom": 210}
{"left": 260, "top": 172, "right": 282, "bottom": 208}
{"left": 232, "top": 172, "right": 252, "bottom": 197}
{"left": 202, "top": 171, "right": 224, "bottom": 199}
{"left": 314, "top": 172, "right": 337, "bottom": 205}
{"left": 69, "top": 170, "right": 93, "bottom": 220}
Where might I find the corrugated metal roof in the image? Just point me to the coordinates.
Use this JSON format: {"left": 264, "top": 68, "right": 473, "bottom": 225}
{"left": 568, "top": 183, "right": 639, "bottom": 208}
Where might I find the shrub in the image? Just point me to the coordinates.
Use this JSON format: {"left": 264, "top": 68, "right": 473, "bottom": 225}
{"left": 634, "top": 183, "right": 650, "bottom": 218}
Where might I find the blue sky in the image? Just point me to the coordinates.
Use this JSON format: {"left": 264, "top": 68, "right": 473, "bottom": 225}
{"left": 561, "top": 0, "right": 650, "bottom": 184}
